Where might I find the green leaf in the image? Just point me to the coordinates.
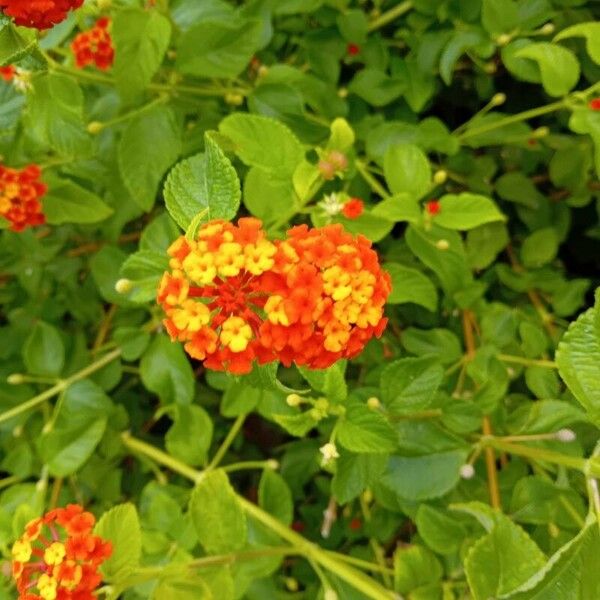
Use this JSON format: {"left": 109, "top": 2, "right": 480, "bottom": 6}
{"left": 119, "top": 107, "right": 182, "bottom": 211}
{"left": 380, "top": 357, "right": 444, "bottom": 414}
{"left": 435, "top": 193, "right": 506, "bottom": 230}
{"left": 556, "top": 306, "right": 600, "bottom": 425}
{"left": 153, "top": 575, "right": 212, "bottom": 600}
{"left": 23, "top": 321, "right": 64, "bottom": 377}
{"left": 42, "top": 177, "right": 113, "bottom": 225}
{"left": 27, "top": 73, "right": 90, "bottom": 156}
{"left": 521, "top": 227, "right": 559, "bottom": 268}
{"left": 453, "top": 502, "right": 547, "bottom": 599}
{"left": 371, "top": 193, "right": 421, "bottom": 223}
{"left": 394, "top": 545, "right": 443, "bottom": 595}
{"left": 385, "top": 263, "right": 438, "bottom": 311}
{"left": 219, "top": 113, "right": 304, "bottom": 176}
{"left": 189, "top": 469, "right": 247, "bottom": 554}
{"left": 331, "top": 453, "right": 387, "bottom": 504}
{"left": 401, "top": 328, "right": 462, "bottom": 365}
{"left": 568, "top": 108, "right": 600, "bottom": 177}
{"left": 40, "top": 380, "right": 112, "bottom": 476}
{"left": 349, "top": 69, "right": 406, "bottom": 107}
{"left": 120, "top": 250, "right": 169, "bottom": 303}
{"left": 514, "top": 43, "right": 580, "bottom": 97}
{"left": 113, "top": 327, "right": 150, "bottom": 361}
{"left": 244, "top": 167, "right": 296, "bottom": 224}
{"left": 336, "top": 402, "right": 398, "bottom": 453}
{"left": 166, "top": 405, "right": 213, "bottom": 467}
{"left": 415, "top": 505, "right": 467, "bottom": 554}
{"left": 176, "top": 17, "right": 263, "bottom": 78}
{"left": 113, "top": 9, "right": 172, "bottom": 99}
{"left": 501, "top": 518, "right": 600, "bottom": 599}
{"left": 440, "top": 30, "right": 488, "bottom": 85}
{"left": 382, "top": 450, "right": 468, "bottom": 501}
{"left": 273, "top": 412, "right": 321, "bottom": 437}
{"left": 0, "top": 17, "right": 37, "bottom": 65}
{"left": 140, "top": 334, "right": 195, "bottom": 406}
{"left": 383, "top": 144, "right": 431, "bottom": 199}
{"left": 164, "top": 135, "right": 241, "bottom": 230}
{"left": 95, "top": 503, "right": 142, "bottom": 582}
{"left": 298, "top": 363, "right": 347, "bottom": 403}
{"left": 554, "top": 22, "right": 600, "bottom": 65}
{"left": 481, "top": 0, "right": 519, "bottom": 34}
{"left": 258, "top": 470, "right": 293, "bottom": 525}
{"left": 466, "top": 222, "right": 510, "bottom": 270}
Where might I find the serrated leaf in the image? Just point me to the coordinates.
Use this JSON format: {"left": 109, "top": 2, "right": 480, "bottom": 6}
{"left": 164, "top": 135, "right": 241, "bottom": 230}
{"left": 166, "top": 404, "right": 213, "bottom": 467}
{"left": 189, "top": 470, "right": 247, "bottom": 554}
{"left": 95, "top": 503, "right": 142, "bottom": 582}
{"left": 383, "top": 144, "right": 431, "bottom": 199}
{"left": 435, "top": 193, "right": 506, "bottom": 230}
{"left": 336, "top": 402, "right": 398, "bottom": 453}
{"left": 385, "top": 263, "right": 438, "bottom": 311}
{"left": 23, "top": 321, "right": 64, "bottom": 377}
{"left": 259, "top": 470, "right": 293, "bottom": 525}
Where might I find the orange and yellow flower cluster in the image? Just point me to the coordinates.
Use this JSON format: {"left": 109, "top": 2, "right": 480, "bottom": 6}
{"left": 158, "top": 218, "right": 390, "bottom": 374}
{"left": 0, "top": 164, "right": 47, "bottom": 232}
{"left": 12, "top": 504, "right": 112, "bottom": 600}
{"left": 71, "top": 18, "right": 114, "bottom": 70}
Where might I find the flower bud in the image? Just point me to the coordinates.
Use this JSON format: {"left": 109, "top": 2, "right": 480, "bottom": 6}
{"left": 266, "top": 459, "right": 279, "bottom": 470}
{"left": 436, "top": 239, "right": 450, "bottom": 250}
{"left": 87, "top": 121, "right": 104, "bottom": 134}
{"left": 328, "top": 150, "right": 348, "bottom": 171}
{"left": 320, "top": 442, "right": 339, "bottom": 465}
{"left": 12, "top": 425, "right": 23, "bottom": 438}
{"left": 541, "top": 23, "right": 555, "bottom": 34}
{"left": 318, "top": 160, "right": 336, "bottom": 180}
{"left": 225, "top": 92, "right": 244, "bottom": 106}
{"left": 556, "top": 428, "right": 576, "bottom": 443}
{"left": 257, "top": 65, "right": 269, "bottom": 78}
{"left": 496, "top": 33, "right": 512, "bottom": 46}
{"left": 286, "top": 393, "right": 303, "bottom": 407}
{"left": 7, "top": 373, "right": 25, "bottom": 385}
{"left": 285, "top": 578, "right": 299, "bottom": 592}
{"left": 367, "top": 396, "right": 380, "bottom": 409}
{"left": 115, "top": 278, "right": 133, "bottom": 294}
{"left": 532, "top": 126, "right": 550, "bottom": 138}
{"left": 491, "top": 92, "right": 506, "bottom": 106}
{"left": 433, "top": 170, "right": 447, "bottom": 184}
{"left": 460, "top": 464, "right": 475, "bottom": 479}
{"left": 337, "top": 87, "right": 348, "bottom": 98}
{"left": 315, "top": 397, "right": 329, "bottom": 412}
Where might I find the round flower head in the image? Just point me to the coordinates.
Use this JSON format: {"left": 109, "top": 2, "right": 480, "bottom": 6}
{"left": 0, "top": 164, "right": 47, "bottom": 232}
{"left": 158, "top": 218, "right": 279, "bottom": 374}
{"left": 260, "top": 224, "right": 391, "bottom": 369}
{"left": 341, "top": 198, "right": 364, "bottom": 219}
{"left": 0, "top": 65, "right": 15, "bottom": 81}
{"left": 0, "top": 0, "right": 84, "bottom": 29}
{"left": 71, "top": 18, "right": 114, "bottom": 70}
{"left": 11, "top": 504, "right": 112, "bottom": 600}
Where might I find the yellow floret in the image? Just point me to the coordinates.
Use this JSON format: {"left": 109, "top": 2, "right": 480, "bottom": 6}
{"left": 355, "top": 304, "right": 382, "bottom": 328}
{"left": 43, "top": 542, "right": 66, "bottom": 566}
{"left": 183, "top": 252, "right": 217, "bottom": 285}
{"left": 264, "top": 295, "right": 290, "bottom": 326}
{"left": 220, "top": 316, "right": 253, "bottom": 352}
{"left": 171, "top": 300, "right": 211, "bottom": 332}
{"left": 11, "top": 539, "right": 32, "bottom": 562}
{"left": 244, "top": 241, "right": 276, "bottom": 275}
{"left": 323, "top": 266, "right": 352, "bottom": 301}
{"left": 215, "top": 242, "right": 245, "bottom": 277}
{"left": 38, "top": 574, "right": 58, "bottom": 600}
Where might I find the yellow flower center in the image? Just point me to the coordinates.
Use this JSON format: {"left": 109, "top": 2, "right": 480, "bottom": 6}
{"left": 44, "top": 542, "right": 66, "bottom": 566}
{"left": 220, "top": 316, "right": 253, "bottom": 352}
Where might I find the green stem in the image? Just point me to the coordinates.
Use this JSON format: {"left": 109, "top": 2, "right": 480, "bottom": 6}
{"left": 91, "top": 95, "right": 170, "bottom": 132}
{"left": 497, "top": 354, "right": 557, "bottom": 369}
{"left": 326, "top": 550, "right": 393, "bottom": 575}
{"left": 0, "top": 475, "right": 22, "bottom": 490}
{"left": 120, "top": 434, "right": 396, "bottom": 600}
{"left": 355, "top": 160, "right": 390, "bottom": 198}
{"left": 120, "top": 432, "right": 203, "bottom": 484}
{"left": 187, "top": 546, "right": 297, "bottom": 568}
{"left": 485, "top": 438, "right": 600, "bottom": 477}
{"left": 207, "top": 414, "right": 246, "bottom": 470}
{"left": 222, "top": 460, "right": 275, "bottom": 473}
{"left": 0, "top": 349, "right": 122, "bottom": 426}
{"left": 368, "top": 1, "right": 413, "bottom": 32}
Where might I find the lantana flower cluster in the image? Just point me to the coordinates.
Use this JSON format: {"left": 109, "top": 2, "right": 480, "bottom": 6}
{"left": 11, "top": 504, "right": 112, "bottom": 600}
{"left": 71, "top": 18, "right": 114, "bottom": 70}
{"left": 0, "top": 164, "right": 47, "bottom": 232}
{"left": 0, "top": 0, "right": 83, "bottom": 29}
{"left": 158, "top": 218, "right": 390, "bottom": 374}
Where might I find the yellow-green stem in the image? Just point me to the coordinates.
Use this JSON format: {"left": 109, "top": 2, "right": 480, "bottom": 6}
{"left": 368, "top": 1, "right": 413, "bottom": 32}
{"left": 0, "top": 349, "right": 122, "bottom": 425}
{"left": 207, "top": 413, "right": 246, "bottom": 470}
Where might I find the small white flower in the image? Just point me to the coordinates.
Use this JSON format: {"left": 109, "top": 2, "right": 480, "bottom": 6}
{"left": 556, "top": 428, "right": 576, "bottom": 443}
{"left": 320, "top": 442, "right": 339, "bottom": 466}
{"left": 319, "top": 193, "right": 344, "bottom": 217}
{"left": 459, "top": 464, "right": 475, "bottom": 479}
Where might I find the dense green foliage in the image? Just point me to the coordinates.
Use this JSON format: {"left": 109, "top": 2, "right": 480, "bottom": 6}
{"left": 1, "top": 0, "right": 600, "bottom": 598}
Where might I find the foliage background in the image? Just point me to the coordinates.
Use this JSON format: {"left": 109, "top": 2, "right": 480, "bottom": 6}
{"left": 1, "top": 0, "right": 600, "bottom": 598}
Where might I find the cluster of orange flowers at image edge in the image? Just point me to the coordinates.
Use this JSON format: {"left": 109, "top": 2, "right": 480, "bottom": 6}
{"left": 0, "top": 0, "right": 83, "bottom": 29}
{"left": 71, "top": 18, "right": 114, "bottom": 70}
{"left": 12, "top": 504, "right": 112, "bottom": 600}
{"left": 0, "top": 164, "right": 47, "bottom": 232}
{"left": 157, "top": 218, "right": 391, "bottom": 374}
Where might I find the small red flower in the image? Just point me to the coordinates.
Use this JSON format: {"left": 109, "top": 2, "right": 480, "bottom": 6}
{"left": 347, "top": 43, "right": 361, "bottom": 56}
{"left": 589, "top": 98, "right": 600, "bottom": 111}
{"left": 11, "top": 504, "right": 111, "bottom": 600}
{"left": 0, "top": 164, "right": 47, "bottom": 232}
{"left": 0, "top": 0, "right": 83, "bottom": 29}
{"left": 0, "top": 65, "right": 15, "bottom": 81}
{"left": 426, "top": 200, "right": 441, "bottom": 216}
{"left": 342, "top": 198, "right": 364, "bottom": 219}
{"left": 71, "top": 18, "right": 114, "bottom": 70}
{"left": 349, "top": 518, "right": 362, "bottom": 530}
